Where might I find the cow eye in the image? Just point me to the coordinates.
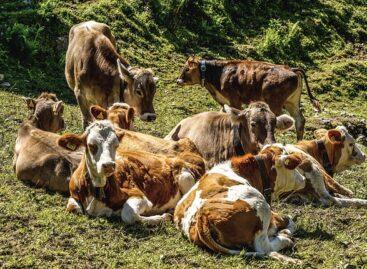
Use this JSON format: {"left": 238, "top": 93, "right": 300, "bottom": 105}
{"left": 88, "top": 143, "right": 98, "bottom": 155}
{"left": 349, "top": 143, "right": 354, "bottom": 147}
{"left": 251, "top": 121, "right": 256, "bottom": 127}
{"left": 135, "top": 88, "right": 143, "bottom": 97}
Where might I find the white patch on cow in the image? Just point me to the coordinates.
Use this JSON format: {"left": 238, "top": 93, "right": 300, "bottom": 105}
{"left": 66, "top": 197, "right": 83, "bottom": 214}
{"left": 181, "top": 190, "right": 204, "bottom": 238}
{"left": 178, "top": 169, "right": 196, "bottom": 195}
{"left": 208, "top": 161, "right": 249, "bottom": 185}
{"left": 85, "top": 197, "right": 114, "bottom": 217}
{"left": 273, "top": 154, "right": 306, "bottom": 199}
{"left": 109, "top": 102, "right": 130, "bottom": 110}
{"left": 84, "top": 20, "right": 98, "bottom": 31}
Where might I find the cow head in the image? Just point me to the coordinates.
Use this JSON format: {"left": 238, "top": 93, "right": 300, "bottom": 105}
{"left": 177, "top": 56, "right": 201, "bottom": 86}
{"left": 23, "top": 92, "right": 65, "bottom": 132}
{"left": 117, "top": 59, "right": 158, "bottom": 122}
{"left": 314, "top": 126, "right": 366, "bottom": 172}
{"left": 58, "top": 120, "right": 123, "bottom": 187}
{"left": 224, "top": 102, "right": 294, "bottom": 153}
{"left": 90, "top": 103, "right": 135, "bottom": 130}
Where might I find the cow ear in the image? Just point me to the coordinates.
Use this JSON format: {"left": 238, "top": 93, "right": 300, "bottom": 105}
{"left": 22, "top": 97, "right": 36, "bottom": 111}
{"left": 116, "top": 130, "right": 125, "bottom": 141}
{"left": 90, "top": 105, "right": 107, "bottom": 120}
{"left": 327, "top": 130, "right": 343, "bottom": 143}
{"left": 314, "top": 128, "right": 327, "bottom": 139}
{"left": 126, "top": 107, "right": 135, "bottom": 125}
{"left": 52, "top": 101, "right": 63, "bottom": 115}
{"left": 276, "top": 114, "right": 294, "bottom": 132}
{"left": 224, "top": 105, "right": 243, "bottom": 123}
{"left": 117, "top": 59, "right": 133, "bottom": 82}
{"left": 283, "top": 154, "right": 302, "bottom": 170}
{"left": 58, "top": 134, "right": 84, "bottom": 151}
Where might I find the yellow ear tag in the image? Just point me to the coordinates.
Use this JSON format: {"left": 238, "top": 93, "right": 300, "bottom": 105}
{"left": 67, "top": 142, "right": 77, "bottom": 151}
{"left": 284, "top": 159, "right": 290, "bottom": 166}
{"left": 97, "top": 112, "right": 104, "bottom": 120}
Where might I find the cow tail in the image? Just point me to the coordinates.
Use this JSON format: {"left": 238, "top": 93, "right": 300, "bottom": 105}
{"left": 196, "top": 213, "right": 240, "bottom": 255}
{"left": 292, "top": 68, "right": 321, "bottom": 112}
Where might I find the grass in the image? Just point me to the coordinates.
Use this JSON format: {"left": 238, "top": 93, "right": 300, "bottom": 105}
{"left": 0, "top": 0, "right": 367, "bottom": 268}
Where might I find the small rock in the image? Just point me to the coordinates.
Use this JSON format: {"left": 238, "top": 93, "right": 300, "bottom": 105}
{"left": 0, "top": 82, "right": 10, "bottom": 88}
{"left": 0, "top": 74, "right": 4, "bottom": 81}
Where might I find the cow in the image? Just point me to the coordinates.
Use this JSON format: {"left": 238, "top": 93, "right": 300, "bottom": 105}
{"left": 13, "top": 93, "right": 82, "bottom": 194}
{"left": 65, "top": 20, "right": 158, "bottom": 128}
{"left": 177, "top": 56, "right": 321, "bottom": 140}
{"left": 58, "top": 120, "right": 205, "bottom": 225}
{"left": 174, "top": 145, "right": 305, "bottom": 263}
{"left": 277, "top": 126, "right": 367, "bottom": 207}
{"left": 165, "top": 101, "right": 295, "bottom": 168}
{"left": 90, "top": 104, "right": 204, "bottom": 158}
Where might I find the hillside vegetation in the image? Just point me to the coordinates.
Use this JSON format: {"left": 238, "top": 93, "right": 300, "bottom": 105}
{"left": 0, "top": 0, "right": 366, "bottom": 268}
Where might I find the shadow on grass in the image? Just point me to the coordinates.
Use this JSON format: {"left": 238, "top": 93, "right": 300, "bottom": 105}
{"left": 295, "top": 227, "right": 334, "bottom": 241}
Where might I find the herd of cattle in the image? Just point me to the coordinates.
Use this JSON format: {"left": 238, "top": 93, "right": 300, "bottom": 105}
{"left": 12, "top": 21, "right": 366, "bottom": 262}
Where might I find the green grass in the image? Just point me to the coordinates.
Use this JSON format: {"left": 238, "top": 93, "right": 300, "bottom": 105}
{"left": 1, "top": 0, "right": 367, "bottom": 268}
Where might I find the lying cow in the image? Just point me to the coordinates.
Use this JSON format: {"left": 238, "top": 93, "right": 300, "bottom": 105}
{"left": 165, "top": 101, "right": 294, "bottom": 168}
{"left": 65, "top": 20, "right": 158, "bottom": 128}
{"left": 90, "top": 104, "right": 203, "bottom": 158}
{"left": 58, "top": 120, "right": 205, "bottom": 225}
{"left": 174, "top": 145, "right": 305, "bottom": 262}
{"left": 177, "top": 56, "right": 321, "bottom": 140}
{"left": 13, "top": 93, "right": 82, "bottom": 194}
{"left": 278, "top": 126, "right": 367, "bottom": 207}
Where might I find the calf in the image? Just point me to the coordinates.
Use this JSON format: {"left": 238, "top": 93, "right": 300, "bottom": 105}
{"left": 165, "top": 101, "right": 294, "bottom": 168}
{"left": 278, "top": 126, "right": 367, "bottom": 207}
{"left": 174, "top": 146, "right": 304, "bottom": 262}
{"left": 177, "top": 57, "right": 321, "bottom": 140}
{"left": 65, "top": 21, "right": 158, "bottom": 128}
{"left": 58, "top": 121, "right": 205, "bottom": 225}
{"left": 13, "top": 93, "right": 82, "bottom": 194}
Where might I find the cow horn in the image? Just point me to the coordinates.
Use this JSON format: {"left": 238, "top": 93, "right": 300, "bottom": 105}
{"left": 117, "top": 59, "right": 133, "bottom": 81}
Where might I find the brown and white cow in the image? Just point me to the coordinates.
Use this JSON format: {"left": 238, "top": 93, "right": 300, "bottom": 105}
{"left": 277, "top": 126, "right": 367, "bottom": 207}
{"left": 174, "top": 145, "right": 305, "bottom": 262}
{"left": 165, "top": 101, "right": 294, "bottom": 168}
{"left": 65, "top": 21, "right": 158, "bottom": 128}
{"left": 90, "top": 103, "right": 204, "bottom": 158}
{"left": 177, "top": 57, "right": 321, "bottom": 140}
{"left": 58, "top": 120, "right": 205, "bottom": 225}
{"left": 13, "top": 93, "right": 82, "bottom": 194}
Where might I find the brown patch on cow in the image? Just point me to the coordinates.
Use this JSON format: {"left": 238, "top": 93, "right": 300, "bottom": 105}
{"left": 270, "top": 211, "right": 290, "bottom": 231}
{"left": 283, "top": 154, "right": 302, "bottom": 170}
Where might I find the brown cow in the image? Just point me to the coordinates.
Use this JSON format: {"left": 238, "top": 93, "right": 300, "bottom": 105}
{"left": 165, "top": 101, "right": 294, "bottom": 168}
{"left": 65, "top": 21, "right": 158, "bottom": 128}
{"left": 277, "top": 126, "right": 367, "bottom": 207}
{"left": 58, "top": 120, "right": 205, "bottom": 225}
{"left": 13, "top": 93, "right": 82, "bottom": 194}
{"left": 177, "top": 57, "right": 321, "bottom": 140}
{"left": 174, "top": 146, "right": 304, "bottom": 263}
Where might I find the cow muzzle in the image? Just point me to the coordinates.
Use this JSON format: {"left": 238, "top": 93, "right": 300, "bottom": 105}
{"left": 140, "top": 113, "right": 156, "bottom": 122}
{"left": 102, "top": 162, "right": 116, "bottom": 177}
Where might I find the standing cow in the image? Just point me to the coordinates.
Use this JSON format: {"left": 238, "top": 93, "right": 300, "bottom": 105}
{"left": 177, "top": 57, "right": 321, "bottom": 140}
{"left": 65, "top": 21, "right": 158, "bottom": 128}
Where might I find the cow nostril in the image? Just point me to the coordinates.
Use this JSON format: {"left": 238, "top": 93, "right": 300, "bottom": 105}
{"left": 102, "top": 162, "right": 115, "bottom": 171}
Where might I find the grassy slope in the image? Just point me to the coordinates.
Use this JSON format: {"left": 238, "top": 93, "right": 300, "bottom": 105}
{"left": 0, "top": 0, "right": 367, "bottom": 268}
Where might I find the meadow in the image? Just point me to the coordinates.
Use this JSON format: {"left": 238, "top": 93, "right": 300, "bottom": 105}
{"left": 0, "top": 1, "right": 366, "bottom": 268}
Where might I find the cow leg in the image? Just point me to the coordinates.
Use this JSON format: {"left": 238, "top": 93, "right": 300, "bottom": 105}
{"left": 121, "top": 196, "right": 171, "bottom": 225}
{"left": 268, "top": 212, "right": 296, "bottom": 237}
{"left": 284, "top": 101, "right": 305, "bottom": 141}
{"left": 323, "top": 173, "right": 353, "bottom": 197}
{"left": 74, "top": 88, "right": 92, "bottom": 129}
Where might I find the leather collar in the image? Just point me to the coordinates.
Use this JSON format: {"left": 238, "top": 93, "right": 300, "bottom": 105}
{"left": 233, "top": 123, "right": 245, "bottom": 156}
{"left": 316, "top": 140, "right": 334, "bottom": 176}
{"left": 254, "top": 155, "right": 272, "bottom": 205}
{"left": 199, "top": 60, "right": 206, "bottom": 87}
